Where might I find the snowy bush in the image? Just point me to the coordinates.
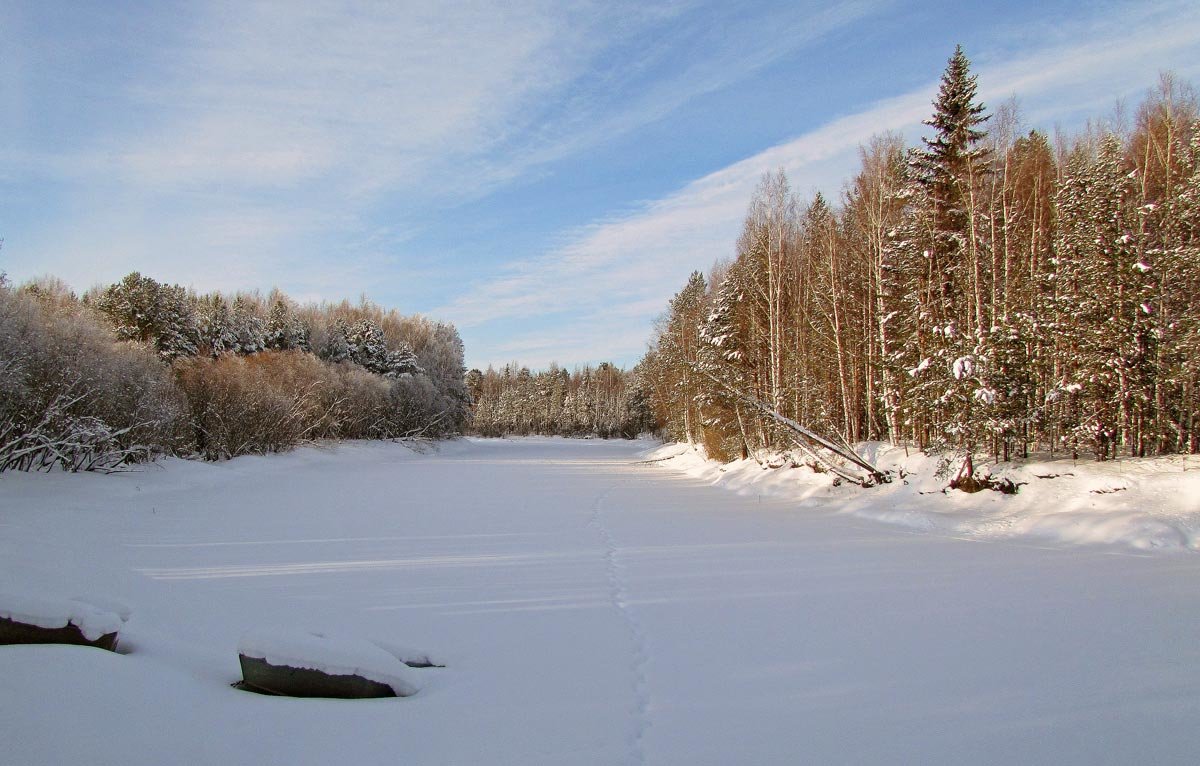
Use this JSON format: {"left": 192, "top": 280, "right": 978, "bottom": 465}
{"left": 173, "top": 349, "right": 457, "bottom": 459}
{"left": 0, "top": 285, "right": 188, "bottom": 472}
{"left": 176, "top": 352, "right": 335, "bottom": 459}
{"left": 7, "top": 274, "right": 469, "bottom": 465}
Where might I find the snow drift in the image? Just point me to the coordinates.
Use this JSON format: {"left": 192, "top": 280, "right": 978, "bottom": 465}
{"left": 648, "top": 442, "right": 1200, "bottom": 553}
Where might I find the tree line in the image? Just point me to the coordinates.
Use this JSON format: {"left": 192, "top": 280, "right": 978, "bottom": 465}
{"left": 639, "top": 48, "right": 1200, "bottom": 473}
{"left": 0, "top": 272, "right": 468, "bottom": 470}
{"left": 465, "top": 363, "right": 655, "bottom": 438}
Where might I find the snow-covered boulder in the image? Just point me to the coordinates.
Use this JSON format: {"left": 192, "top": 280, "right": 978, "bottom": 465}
{"left": 237, "top": 628, "right": 421, "bottom": 698}
{"left": 0, "top": 592, "right": 126, "bottom": 651}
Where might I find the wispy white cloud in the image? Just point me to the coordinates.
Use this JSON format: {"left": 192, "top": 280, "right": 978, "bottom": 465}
{"left": 8, "top": 0, "right": 1200, "bottom": 372}
{"left": 448, "top": 0, "right": 1200, "bottom": 368}
{"left": 6, "top": 0, "right": 881, "bottom": 300}
{"left": 109, "top": 1, "right": 581, "bottom": 193}
{"left": 973, "top": 1, "right": 1200, "bottom": 124}
{"left": 469, "top": 0, "right": 889, "bottom": 191}
{"left": 29, "top": 0, "right": 886, "bottom": 200}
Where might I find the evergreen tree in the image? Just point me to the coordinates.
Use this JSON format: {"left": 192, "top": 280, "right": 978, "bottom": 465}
{"left": 197, "top": 294, "right": 236, "bottom": 357}
{"left": 290, "top": 315, "right": 312, "bottom": 353}
{"left": 695, "top": 270, "right": 753, "bottom": 459}
{"left": 347, "top": 319, "right": 390, "bottom": 374}
{"left": 911, "top": 46, "right": 993, "bottom": 467}
{"left": 914, "top": 44, "right": 991, "bottom": 332}
{"left": 230, "top": 296, "right": 266, "bottom": 355}
{"left": 265, "top": 299, "right": 295, "bottom": 350}
{"left": 94, "top": 272, "right": 198, "bottom": 361}
{"left": 154, "top": 284, "right": 199, "bottom": 360}
{"left": 655, "top": 272, "right": 708, "bottom": 444}
{"left": 385, "top": 342, "right": 423, "bottom": 379}
{"left": 320, "top": 319, "right": 351, "bottom": 364}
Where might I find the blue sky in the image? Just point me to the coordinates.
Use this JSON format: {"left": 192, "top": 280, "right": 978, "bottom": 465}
{"left": 3, "top": 0, "right": 1199, "bottom": 370}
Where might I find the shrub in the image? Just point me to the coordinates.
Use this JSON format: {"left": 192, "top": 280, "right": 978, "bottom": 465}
{"left": 0, "top": 285, "right": 188, "bottom": 471}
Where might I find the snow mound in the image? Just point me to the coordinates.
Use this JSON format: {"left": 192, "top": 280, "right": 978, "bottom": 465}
{"left": 368, "top": 638, "right": 445, "bottom": 668}
{"left": 238, "top": 628, "right": 422, "bottom": 697}
{"left": 0, "top": 591, "right": 124, "bottom": 641}
{"left": 70, "top": 595, "right": 133, "bottom": 623}
{"left": 647, "top": 443, "right": 1200, "bottom": 553}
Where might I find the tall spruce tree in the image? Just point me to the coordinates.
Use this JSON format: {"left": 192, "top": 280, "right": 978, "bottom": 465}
{"left": 913, "top": 46, "right": 993, "bottom": 472}
{"left": 654, "top": 271, "right": 708, "bottom": 444}
{"left": 914, "top": 44, "right": 991, "bottom": 331}
{"left": 696, "top": 269, "right": 752, "bottom": 459}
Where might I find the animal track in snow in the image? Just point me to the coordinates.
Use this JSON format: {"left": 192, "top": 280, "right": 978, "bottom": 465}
{"left": 589, "top": 484, "right": 652, "bottom": 766}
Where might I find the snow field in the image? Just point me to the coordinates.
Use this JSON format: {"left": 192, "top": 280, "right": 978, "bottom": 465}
{"left": 652, "top": 442, "right": 1200, "bottom": 553}
{"left": 1, "top": 437, "right": 1199, "bottom": 765}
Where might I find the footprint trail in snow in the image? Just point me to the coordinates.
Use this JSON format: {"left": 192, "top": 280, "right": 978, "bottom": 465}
{"left": 589, "top": 483, "right": 652, "bottom": 766}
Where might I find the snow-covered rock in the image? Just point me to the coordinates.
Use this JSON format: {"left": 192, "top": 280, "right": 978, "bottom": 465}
{"left": 237, "top": 628, "right": 421, "bottom": 698}
{"left": 0, "top": 591, "right": 124, "bottom": 649}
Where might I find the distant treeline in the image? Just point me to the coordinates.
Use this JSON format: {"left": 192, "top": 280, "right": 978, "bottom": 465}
{"left": 465, "top": 363, "right": 654, "bottom": 438}
{"left": 0, "top": 272, "right": 468, "bottom": 471}
{"left": 639, "top": 49, "right": 1200, "bottom": 465}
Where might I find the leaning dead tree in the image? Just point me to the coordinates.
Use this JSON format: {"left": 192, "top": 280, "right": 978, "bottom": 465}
{"left": 695, "top": 368, "right": 890, "bottom": 486}
{"left": 739, "top": 395, "right": 890, "bottom": 487}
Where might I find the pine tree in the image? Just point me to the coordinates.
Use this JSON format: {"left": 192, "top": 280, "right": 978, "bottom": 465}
{"left": 656, "top": 272, "right": 708, "bottom": 444}
{"left": 622, "top": 366, "right": 658, "bottom": 438}
{"left": 230, "top": 296, "right": 266, "bottom": 355}
{"left": 1162, "top": 123, "right": 1200, "bottom": 451}
{"left": 197, "top": 294, "right": 236, "bottom": 357}
{"left": 347, "top": 319, "right": 390, "bottom": 374}
{"left": 265, "top": 298, "right": 295, "bottom": 351}
{"left": 320, "top": 318, "right": 351, "bottom": 364}
{"left": 144, "top": 283, "right": 198, "bottom": 361}
{"left": 913, "top": 44, "right": 991, "bottom": 332}
{"left": 385, "top": 342, "right": 422, "bottom": 379}
{"left": 695, "top": 269, "right": 753, "bottom": 458}
{"left": 910, "top": 46, "right": 993, "bottom": 468}
{"left": 94, "top": 272, "right": 198, "bottom": 361}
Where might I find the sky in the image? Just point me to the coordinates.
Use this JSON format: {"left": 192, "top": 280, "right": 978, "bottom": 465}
{"left": 2, "top": 0, "right": 1199, "bottom": 371}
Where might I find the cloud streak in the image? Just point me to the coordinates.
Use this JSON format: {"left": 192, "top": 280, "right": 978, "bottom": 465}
{"left": 4, "top": 0, "right": 881, "bottom": 304}
{"left": 449, "top": 0, "right": 1200, "bottom": 368}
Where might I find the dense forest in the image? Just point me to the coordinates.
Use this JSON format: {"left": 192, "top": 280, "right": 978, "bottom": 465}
{"left": 639, "top": 49, "right": 1200, "bottom": 470}
{"left": 6, "top": 49, "right": 1198, "bottom": 476}
{"left": 0, "top": 272, "right": 468, "bottom": 471}
{"left": 465, "top": 363, "right": 654, "bottom": 438}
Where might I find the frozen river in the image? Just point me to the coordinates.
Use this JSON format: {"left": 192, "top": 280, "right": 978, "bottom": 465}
{"left": 2, "top": 437, "right": 1198, "bottom": 765}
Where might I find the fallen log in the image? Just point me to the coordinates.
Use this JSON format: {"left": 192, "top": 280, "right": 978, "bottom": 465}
{"left": 236, "top": 629, "right": 421, "bottom": 699}
{"left": 0, "top": 593, "right": 125, "bottom": 652}
{"left": 691, "top": 370, "right": 890, "bottom": 486}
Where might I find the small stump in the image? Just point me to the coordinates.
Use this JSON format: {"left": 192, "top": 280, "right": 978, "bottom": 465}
{"left": 0, "top": 593, "right": 125, "bottom": 652}
{"left": 0, "top": 615, "right": 119, "bottom": 652}
{"left": 236, "top": 629, "right": 421, "bottom": 699}
{"left": 238, "top": 655, "right": 397, "bottom": 698}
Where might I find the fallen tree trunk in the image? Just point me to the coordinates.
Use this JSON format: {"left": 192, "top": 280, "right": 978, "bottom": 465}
{"left": 692, "top": 369, "right": 889, "bottom": 487}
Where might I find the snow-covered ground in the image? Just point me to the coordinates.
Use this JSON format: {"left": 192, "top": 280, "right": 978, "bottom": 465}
{"left": 2, "top": 437, "right": 1199, "bottom": 765}
{"left": 652, "top": 442, "right": 1200, "bottom": 553}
